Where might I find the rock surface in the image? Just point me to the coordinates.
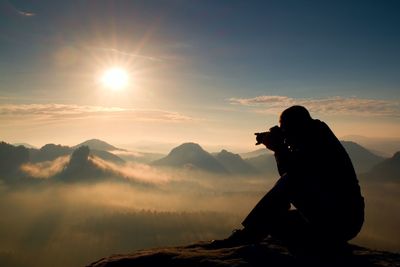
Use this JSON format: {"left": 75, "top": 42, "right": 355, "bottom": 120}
{"left": 87, "top": 238, "right": 400, "bottom": 267}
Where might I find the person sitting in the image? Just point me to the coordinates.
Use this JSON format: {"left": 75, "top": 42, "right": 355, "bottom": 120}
{"left": 211, "top": 105, "right": 364, "bottom": 254}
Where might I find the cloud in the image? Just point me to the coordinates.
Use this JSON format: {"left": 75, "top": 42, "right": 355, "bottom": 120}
{"left": 19, "top": 153, "right": 175, "bottom": 184}
{"left": 0, "top": 104, "right": 194, "bottom": 123}
{"left": 20, "top": 156, "right": 70, "bottom": 179}
{"left": 87, "top": 46, "right": 163, "bottom": 62}
{"left": 230, "top": 96, "right": 291, "bottom": 106}
{"left": 229, "top": 96, "right": 400, "bottom": 117}
{"left": 1, "top": 1, "right": 36, "bottom": 17}
{"left": 89, "top": 156, "right": 172, "bottom": 184}
{"left": 17, "top": 10, "right": 35, "bottom": 17}
{"left": 110, "top": 150, "right": 144, "bottom": 157}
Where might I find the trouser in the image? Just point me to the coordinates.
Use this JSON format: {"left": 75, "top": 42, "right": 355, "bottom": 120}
{"left": 241, "top": 174, "right": 362, "bottom": 251}
{"left": 242, "top": 174, "right": 300, "bottom": 243}
{"left": 242, "top": 193, "right": 322, "bottom": 252}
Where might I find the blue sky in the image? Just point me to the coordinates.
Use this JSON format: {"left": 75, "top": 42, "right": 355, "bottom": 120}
{"left": 0, "top": 0, "right": 399, "bottom": 151}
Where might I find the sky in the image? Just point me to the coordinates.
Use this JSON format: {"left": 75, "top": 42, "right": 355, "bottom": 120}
{"left": 0, "top": 0, "right": 399, "bottom": 153}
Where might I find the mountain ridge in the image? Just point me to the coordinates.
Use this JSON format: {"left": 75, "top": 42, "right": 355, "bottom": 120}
{"left": 214, "top": 149, "right": 259, "bottom": 175}
{"left": 26, "top": 142, "right": 125, "bottom": 165}
{"left": 341, "top": 141, "right": 385, "bottom": 173}
{"left": 153, "top": 142, "right": 228, "bottom": 174}
{"left": 0, "top": 139, "right": 395, "bottom": 182}
{"left": 362, "top": 151, "right": 400, "bottom": 182}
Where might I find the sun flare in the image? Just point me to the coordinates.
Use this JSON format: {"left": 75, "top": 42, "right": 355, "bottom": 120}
{"left": 100, "top": 67, "right": 129, "bottom": 90}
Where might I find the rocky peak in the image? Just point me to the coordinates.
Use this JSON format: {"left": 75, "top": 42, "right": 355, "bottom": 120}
{"left": 69, "top": 145, "right": 90, "bottom": 168}
{"left": 87, "top": 238, "right": 400, "bottom": 267}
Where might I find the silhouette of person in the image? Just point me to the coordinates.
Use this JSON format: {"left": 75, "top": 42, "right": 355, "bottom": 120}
{"left": 211, "top": 105, "right": 364, "bottom": 253}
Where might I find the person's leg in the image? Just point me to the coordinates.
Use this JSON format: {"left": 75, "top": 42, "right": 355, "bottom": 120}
{"left": 242, "top": 174, "right": 291, "bottom": 235}
{"left": 208, "top": 208, "right": 305, "bottom": 249}
{"left": 207, "top": 175, "right": 292, "bottom": 248}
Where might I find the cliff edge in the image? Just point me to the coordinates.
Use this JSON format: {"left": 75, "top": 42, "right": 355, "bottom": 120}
{"left": 87, "top": 238, "right": 400, "bottom": 267}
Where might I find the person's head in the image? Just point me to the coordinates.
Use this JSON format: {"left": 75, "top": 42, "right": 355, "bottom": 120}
{"left": 279, "top": 105, "right": 313, "bottom": 147}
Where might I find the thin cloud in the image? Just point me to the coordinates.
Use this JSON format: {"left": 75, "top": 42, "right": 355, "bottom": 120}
{"left": 230, "top": 96, "right": 291, "bottom": 105}
{"left": 229, "top": 96, "right": 400, "bottom": 117}
{"left": 17, "top": 10, "right": 36, "bottom": 17}
{"left": 87, "top": 46, "right": 163, "bottom": 62}
{"left": 4, "top": 1, "right": 36, "bottom": 17}
{"left": 0, "top": 104, "right": 194, "bottom": 123}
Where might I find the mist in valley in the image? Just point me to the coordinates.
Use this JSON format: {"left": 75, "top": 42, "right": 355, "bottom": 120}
{"left": 0, "top": 141, "right": 399, "bottom": 267}
{"left": 355, "top": 182, "right": 400, "bottom": 252}
{"left": 0, "top": 163, "right": 270, "bottom": 267}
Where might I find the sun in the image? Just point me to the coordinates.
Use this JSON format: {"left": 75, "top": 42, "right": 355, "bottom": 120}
{"left": 100, "top": 67, "right": 129, "bottom": 90}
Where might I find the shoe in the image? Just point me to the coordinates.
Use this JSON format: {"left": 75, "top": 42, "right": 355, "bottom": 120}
{"left": 207, "top": 228, "right": 258, "bottom": 249}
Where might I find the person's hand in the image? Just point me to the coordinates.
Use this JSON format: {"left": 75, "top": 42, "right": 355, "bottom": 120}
{"left": 263, "top": 126, "right": 285, "bottom": 152}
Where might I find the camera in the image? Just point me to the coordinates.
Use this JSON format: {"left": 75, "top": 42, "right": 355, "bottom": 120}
{"left": 254, "top": 126, "right": 284, "bottom": 147}
{"left": 254, "top": 131, "right": 270, "bottom": 145}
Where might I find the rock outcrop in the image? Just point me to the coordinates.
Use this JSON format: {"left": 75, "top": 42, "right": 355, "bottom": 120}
{"left": 87, "top": 238, "right": 400, "bottom": 267}
{"left": 57, "top": 146, "right": 105, "bottom": 182}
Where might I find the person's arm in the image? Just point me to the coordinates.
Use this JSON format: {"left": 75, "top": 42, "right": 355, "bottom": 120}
{"left": 261, "top": 126, "right": 291, "bottom": 176}
{"left": 274, "top": 146, "right": 291, "bottom": 176}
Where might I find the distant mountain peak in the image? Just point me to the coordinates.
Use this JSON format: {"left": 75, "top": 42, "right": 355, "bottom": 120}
{"left": 340, "top": 141, "right": 384, "bottom": 174}
{"left": 166, "top": 142, "right": 211, "bottom": 158}
{"left": 154, "top": 143, "right": 260, "bottom": 175}
{"left": 219, "top": 149, "right": 230, "bottom": 154}
{"left": 84, "top": 138, "right": 106, "bottom": 143}
{"left": 215, "top": 149, "right": 258, "bottom": 175}
{"left": 172, "top": 142, "right": 203, "bottom": 151}
{"left": 153, "top": 142, "right": 228, "bottom": 173}
{"left": 216, "top": 149, "right": 241, "bottom": 161}
{"left": 74, "top": 139, "right": 124, "bottom": 151}
{"left": 165, "top": 142, "right": 209, "bottom": 158}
